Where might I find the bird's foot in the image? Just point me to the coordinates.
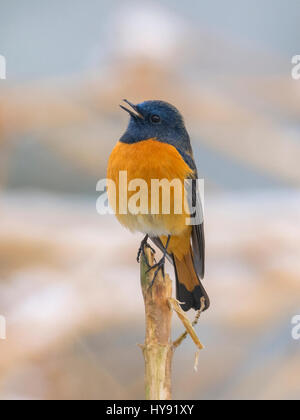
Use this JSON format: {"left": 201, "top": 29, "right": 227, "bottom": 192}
{"left": 137, "top": 235, "right": 156, "bottom": 265}
{"left": 146, "top": 254, "right": 166, "bottom": 288}
{"left": 146, "top": 235, "right": 171, "bottom": 288}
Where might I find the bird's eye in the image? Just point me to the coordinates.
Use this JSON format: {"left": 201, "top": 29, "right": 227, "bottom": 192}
{"left": 150, "top": 114, "right": 161, "bottom": 124}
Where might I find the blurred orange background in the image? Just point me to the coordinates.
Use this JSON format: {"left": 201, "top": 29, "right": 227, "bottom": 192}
{"left": 0, "top": 0, "right": 300, "bottom": 400}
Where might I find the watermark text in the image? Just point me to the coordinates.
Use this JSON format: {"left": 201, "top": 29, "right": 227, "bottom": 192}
{"left": 0, "top": 315, "right": 6, "bottom": 340}
{"left": 0, "top": 55, "right": 6, "bottom": 80}
{"left": 291, "top": 315, "right": 300, "bottom": 340}
{"left": 291, "top": 55, "right": 300, "bottom": 80}
{"left": 96, "top": 173, "right": 204, "bottom": 226}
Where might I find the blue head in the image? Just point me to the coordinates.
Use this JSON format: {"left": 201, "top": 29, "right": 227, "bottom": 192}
{"left": 119, "top": 100, "right": 191, "bottom": 153}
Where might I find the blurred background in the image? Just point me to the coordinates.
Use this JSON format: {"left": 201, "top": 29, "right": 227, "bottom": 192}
{"left": 0, "top": 0, "right": 300, "bottom": 400}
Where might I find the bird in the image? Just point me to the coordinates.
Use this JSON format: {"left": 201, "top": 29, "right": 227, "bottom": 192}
{"left": 107, "top": 99, "right": 210, "bottom": 312}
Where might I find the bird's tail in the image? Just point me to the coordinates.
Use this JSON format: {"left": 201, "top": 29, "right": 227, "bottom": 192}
{"left": 173, "top": 249, "right": 210, "bottom": 312}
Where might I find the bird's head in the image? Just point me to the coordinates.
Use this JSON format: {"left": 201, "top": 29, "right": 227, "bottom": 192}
{"left": 119, "top": 100, "right": 190, "bottom": 148}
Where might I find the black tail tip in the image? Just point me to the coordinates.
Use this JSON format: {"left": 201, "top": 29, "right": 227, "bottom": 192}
{"left": 176, "top": 282, "right": 210, "bottom": 312}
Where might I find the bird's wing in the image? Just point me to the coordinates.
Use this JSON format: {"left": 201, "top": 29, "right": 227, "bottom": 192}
{"left": 176, "top": 146, "right": 205, "bottom": 279}
{"left": 150, "top": 144, "right": 205, "bottom": 278}
{"left": 149, "top": 175, "right": 205, "bottom": 278}
{"left": 186, "top": 175, "right": 205, "bottom": 279}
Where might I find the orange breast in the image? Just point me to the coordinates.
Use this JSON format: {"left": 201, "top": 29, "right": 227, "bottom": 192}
{"left": 107, "top": 139, "right": 194, "bottom": 253}
{"left": 107, "top": 139, "right": 193, "bottom": 183}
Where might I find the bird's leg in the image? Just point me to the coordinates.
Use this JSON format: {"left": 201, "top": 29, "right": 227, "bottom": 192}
{"left": 147, "top": 235, "right": 171, "bottom": 287}
{"left": 137, "top": 234, "right": 156, "bottom": 265}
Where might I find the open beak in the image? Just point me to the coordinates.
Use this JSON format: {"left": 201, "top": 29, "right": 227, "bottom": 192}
{"left": 120, "top": 99, "right": 144, "bottom": 120}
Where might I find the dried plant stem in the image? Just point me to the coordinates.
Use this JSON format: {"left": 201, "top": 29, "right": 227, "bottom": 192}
{"left": 172, "top": 297, "right": 206, "bottom": 349}
{"left": 140, "top": 247, "right": 173, "bottom": 400}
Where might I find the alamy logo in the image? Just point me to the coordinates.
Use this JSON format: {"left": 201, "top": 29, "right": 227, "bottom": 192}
{"left": 0, "top": 55, "right": 6, "bottom": 80}
{"left": 291, "top": 55, "right": 300, "bottom": 80}
{"left": 0, "top": 315, "right": 6, "bottom": 340}
{"left": 291, "top": 315, "right": 300, "bottom": 340}
{"left": 96, "top": 173, "right": 204, "bottom": 226}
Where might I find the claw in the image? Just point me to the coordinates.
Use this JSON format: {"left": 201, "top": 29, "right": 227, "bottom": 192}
{"left": 146, "top": 235, "right": 171, "bottom": 288}
{"left": 146, "top": 253, "right": 167, "bottom": 288}
{"left": 137, "top": 235, "right": 156, "bottom": 264}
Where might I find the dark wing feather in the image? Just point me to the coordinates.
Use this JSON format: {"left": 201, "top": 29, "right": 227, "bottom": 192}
{"left": 187, "top": 176, "right": 205, "bottom": 279}
{"left": 180, "top": 147, "right": 205, "bottom": 279}
{"left": 191, "top": 220, "right": 205, "bottom": 279}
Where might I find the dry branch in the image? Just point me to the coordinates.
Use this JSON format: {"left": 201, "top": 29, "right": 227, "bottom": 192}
{"left": 139, "top": 245, "right": 206, "bottom": 399}
{"left": 140, "top": 247, "right": 173, "bottom": 400}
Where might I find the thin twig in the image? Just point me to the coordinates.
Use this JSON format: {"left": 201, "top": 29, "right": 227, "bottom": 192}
{"left": 172, "top": 297, "right": 206, "bottom": 349}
